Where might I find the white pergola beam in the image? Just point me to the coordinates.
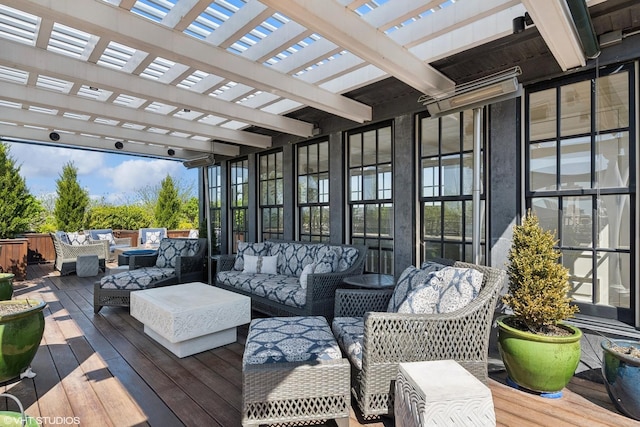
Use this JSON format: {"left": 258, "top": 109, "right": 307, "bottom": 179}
{"left": 0, "top": 127, "right": 203, "bottom": 160}
{"left": 521, "top": 0, "right": 586, "bottom": 71}
{"left": 0, "top": 81, "right": 270, "bottom": 149}
{"left": 0, "top": 107, "right": 240, "bottom": 157}
{"left": 0, "top": 41, "right": 292, "bottom": 144}
{"left": 8, "top": 0, "right": 372, "bottom": 123}
{"left": 260, "top": 0, "right": 454, "bottom": 96}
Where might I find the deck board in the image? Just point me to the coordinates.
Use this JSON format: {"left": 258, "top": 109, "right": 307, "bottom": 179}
{"left": 0, "top": 263, "right": 636, "bottom": 427}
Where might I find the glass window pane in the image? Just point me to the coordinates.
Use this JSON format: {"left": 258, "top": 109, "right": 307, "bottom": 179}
{"left": 378, "top": 164, "right": 392, "bottom": 199}
{"left": 352, "top": 204, "right": 364, "bottom": 236}
{"left": 276, "top": 178, "right": 283, "bottom": 204}
{"left": 562, "top": 196, "right": 592, "bottom": 247}
{"left": 363, "top": 166, "right": 376, "bottom": 200}
{"left": 424, "top": 241, "right": 441, "bottom": 260}
{"left": 275, "top": 151, "right": 283, "bottom": 178}
{"left": 260, "top": 155, "right": 268, "bottom": 180}
{"left": 442, "top": 154, "right": 461, "bottom": 196}
{"left": 443, "top": 201, "right": 462, "bottom": 240}
{"left": 321, "top": 206, "right": 330, "bottom": 235}
{"left": 298, "top": 176, "right": 307, "bottom": 204}
{"left": 318, "top": 173, "right": 329, "bottom": 203}
{"left": 560, "top": 80, "right": 591, "bottom": 136}
{"left": 365, "top": 204, "right": 379, "bottom": 237}
{"left": 462, "top": 110, "right": 474, "bottom": 151}
{"left": 300, "top": 207, "right": 310, "bottom": 234}
{"left": 444, "top": 242, "right": 462, "bottom": 260}
{"left": 380, "top": 203, "right": 393, "bottom": 238}
{"left": 349, "top": 134, "right": 362, "bottom": 167}
{"left": 598, "top": 194, "right": 630, "bottom": 249}
{"left": 441, "top": 115, "right": 460, "bottom": 154}
{"left": 563, "top": 249, "right": 593, "bottom": 303}
{"left": 531, "top": 197, "right": 559, "bottom": 233}
{"left": 350, "top": 169, "right": 362, "bottom": 201}
{"left": 378, "top": 126, "right": 392, "bottom": 163}
{"left": 422, "top": 158, "right": 439, "bottom": 197}
{"left": 260, "top": 182, "right": 268, "bottom": 205}
{"left": 597, "top": 71, "right": 629, "bottom": 131}
{"left": 560, "top": 136, "right": 591, "bottom": 189}
{"left": 462, "top": 152, "right": 473, "bottom": 195}
{"left": 298, "top": 145, "right": 308, "bottom": 175}
{"left": 530, "top": 88, "right": 556, "bottom": 140}
{"left": 318, "top": 141, "right": 329, "bottom": 172}
{"left": 530, "top": 141, "right": 557, "bottom": 191}
{"left": 363, "top": 130, "right": 376, "bottom": 165}
{"left": 423, "top": 202, "right": 441, "bottom": 238}
{"left": 596, "top": 132, "right": 629, "bottom": 188}
{"left": 597, "top": 251, "right": 630, "bottom": 308}
{"left": 421, "top": 117, "right": 439, "bottom": 156}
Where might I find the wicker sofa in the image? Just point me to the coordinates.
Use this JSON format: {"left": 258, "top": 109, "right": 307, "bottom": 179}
{"left": 94, "top": 237, "right": 207, "bottom": 313}
{"left": 331, "top": 260, "right": 507, "bottom": 418}
{"left": 216, "top": 240, "right": 367, "bottom": 318}
{"left": 51, "top": 231, "right": 109, "bottom": 276}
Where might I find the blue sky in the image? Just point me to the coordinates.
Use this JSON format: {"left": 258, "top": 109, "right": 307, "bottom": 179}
{"left": 6, "top": 141, "right": 198, "bottom": 204}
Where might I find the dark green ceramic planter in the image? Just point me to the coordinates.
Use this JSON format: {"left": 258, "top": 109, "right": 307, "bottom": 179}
{"left": 0, "top": 299, "right": 46, "bottom": 382}
{"left": 497, "top": 315, "right": 582, "bottom": 393}
{"left": 0, "top": 273, "right": 14, "bottom": 301}
{"left": 601, "top": 339, "right": 640, "bottom": 420}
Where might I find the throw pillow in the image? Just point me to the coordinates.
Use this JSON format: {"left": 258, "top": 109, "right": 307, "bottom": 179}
{"left": 97, "top": 232, "right": 116, "bottom": 245}
{"left": 420, "top": 260, "right": 446, "bottom": 273}
{"left": 146, "top": 231, "right": 162, "bottom": 244}
{"left": 387, "top": 266, "right": 436, "bottom": 313}
{"left": 313, "top": 248, "right": 338, "bottom": 274}
{"left": 397, "top": 267, "right": 484, "bottom": 314}
{"left": 234, "top": 241, "right": 271, "bottom": 271}
{"left": 67, "top": 232, "right": 87, "bottom": 246}
{"left": 299, "top": 262, "right": 315, "bottom": 289}
{"left": 243, "top": 255, "right": 278, "bottom": 274}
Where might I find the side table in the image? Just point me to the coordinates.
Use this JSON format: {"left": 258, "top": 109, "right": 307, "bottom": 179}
{"left": 118, "top": 249, "right": 157, "bottom": 266}
{"left": 342, "top": 273, "right": 395, "bottom": 289}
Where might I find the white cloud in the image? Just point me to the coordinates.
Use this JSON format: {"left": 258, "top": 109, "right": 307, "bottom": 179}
{"left": 104, "top": 158, "right": 183, "bottom": 193}
{"left": 7, "top": 142, "right": 106, "bottom": 177}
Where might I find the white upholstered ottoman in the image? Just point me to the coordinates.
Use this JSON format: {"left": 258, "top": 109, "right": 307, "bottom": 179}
{"left": 130, "top": 282, "right": 251, "bottom": 358}
{"left": 395, "top": 360, "right": 495, "bottom": 427}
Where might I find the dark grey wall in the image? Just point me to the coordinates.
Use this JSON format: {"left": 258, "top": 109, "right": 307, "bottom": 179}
{"left": 393, "top": 113, "right": 416, "bottom": 274}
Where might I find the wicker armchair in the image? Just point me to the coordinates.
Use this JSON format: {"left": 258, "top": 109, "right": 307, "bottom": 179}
{"left": 93, "top": 237, "right": 207, "bottom": 313}
{"left": 333, "top": 261, "right": 506, "bottom": 418}
{"left": 50, "top": 232, "right": 109, "bottom": 276}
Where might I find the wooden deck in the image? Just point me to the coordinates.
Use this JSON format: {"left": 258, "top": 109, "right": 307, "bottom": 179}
{"left": 1, "top": 263, "right": 638, "bottom": 427}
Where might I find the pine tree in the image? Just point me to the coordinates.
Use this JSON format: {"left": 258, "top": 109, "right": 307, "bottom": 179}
{"left": 54, "top": 162, "right": 90, "bottom": 231}
{"left": 0, "top": 143, "right": 42, "bottom": 238}
{"left": 155, "top": 175, "right": 181, "bottom": 229}
{"left": 503, "top": 211, "right": 578, "bottom": 333}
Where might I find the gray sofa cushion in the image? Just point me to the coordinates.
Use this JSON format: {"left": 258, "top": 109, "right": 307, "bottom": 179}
{"left": 99, "top": 267, "right": 175, "bottom": 290}
{"left": 217, "top": 271, "right": 306, "bottom": 308}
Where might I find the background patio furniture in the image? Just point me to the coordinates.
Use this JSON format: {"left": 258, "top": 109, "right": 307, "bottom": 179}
{"left": 93, "top": 237, "right": 207, "bottom": 313}
{"left": 138, "top": 227, "right": 167, "bottom": 248}
{"left": 84, "top": 228, "right": 132, "bottom": 260}
{"left": 76, "top": 254, "right": 99, "bottom": 277}
{"left": 50, "top": 232, "right": 108, "bottom": 276}
{"left": 332, "top": 260, "right": 506, "bottom": 418}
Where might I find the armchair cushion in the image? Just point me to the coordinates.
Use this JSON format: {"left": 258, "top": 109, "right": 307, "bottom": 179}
{"left": 331, "top": 316, "right": 364, "bottom": 370}
{"left": 99, "top": 267, "right": 175, "bottom": 290}
{"left": 67, "top": 232, "right": 88, "bottom": 246}
{"left": 234, "top": 241, "right": 271, "bottom": 271}
{"left": 155, "top": 238, "right": 201, "bottom": 269}
{"left": 271, "top": 242, "right": 321, "bottom": 277}
{"left": 147, "top": 231, "right": 162, "bottom": 244}
{"left": 397, "top": 267, "right": 483, "bottom": 314}
{"left": 217, "top": 271, "right": 306, "bottom": 308}
{"left": 139, "top": 227, "right": 167, "bottom": 245}
{"left": 97, "top": 232, "right": 116, "bottom": 245}
{"left": 330, "top": 245, "right": 359, "bottom": 272}
{"left": 55, "top": 231, "right": 71, "bottom": 245}
{"left": 243, "top": 316, "right": 342, "bottom": 367}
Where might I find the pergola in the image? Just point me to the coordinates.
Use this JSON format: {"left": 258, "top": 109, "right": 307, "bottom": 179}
{"left": 1, "top": 0, "right": 630, "bottom": 161}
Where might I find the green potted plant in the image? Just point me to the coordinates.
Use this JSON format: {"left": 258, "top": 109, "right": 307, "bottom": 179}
{"left": 497, "top": 211, "right": 582, "bottom": 396}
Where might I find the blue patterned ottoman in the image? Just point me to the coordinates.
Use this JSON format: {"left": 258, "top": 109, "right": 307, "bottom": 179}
{"left": 242, "top": 316, "right": 350, "bottom": 427}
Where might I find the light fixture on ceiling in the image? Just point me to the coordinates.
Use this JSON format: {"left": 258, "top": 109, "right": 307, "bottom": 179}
{"left": 418, "top": 67, "right": 522, "bottom": 117}
{"left": 89, "top": 86, "right": 99, "bottom": 91}
{"left": 513, "top": 12, "right": 533, "bottom": 34}
{"left": 167, "top": 148, "right": 175, "bottom": 156}
{"left": 183, "top": 153, "right": 215, "bottom": 169}
{"left": 183, "top": 108, "right": 190, "bottom": 112}
{"left": 114, "top": 141, "right": 124, "bottom": 149}
{"left": 49, "top": 132, "right": 60, "bottom": 141}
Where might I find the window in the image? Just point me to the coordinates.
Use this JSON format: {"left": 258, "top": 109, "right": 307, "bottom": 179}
{"left": 207, "top": 165, "right": 222, "bottom": 254}
{"left": 259, "top": 150, "right": 283, "bottom": 241}
{"left": 297, "top": 140, "right": 330, "bottom": 242}
{"left": 526, "top": 63, "right": 635, "bottom": 321}
{"left": 418, "top": 110, "right": 485, "bottom": 263}
{"left": 229, "top": 158, "right": 249, "bottom": 253}
{"left": 348, "top": 123, "right": 393, "bottom": 274}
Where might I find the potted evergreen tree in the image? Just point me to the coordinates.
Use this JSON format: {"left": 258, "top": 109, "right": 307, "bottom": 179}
{"left": 497, "top": 211, "right": 582, "bottom": 396}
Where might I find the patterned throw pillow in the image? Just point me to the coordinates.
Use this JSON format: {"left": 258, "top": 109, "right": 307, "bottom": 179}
{"left": 387, "top": 266, "right": 436, "bottom": 313}
{"left": 234, "top": 242, "right": 271, "bottom": 271}
{"left": 396, "top": 267, "right": 484, "bottom": 314}
{"left": 155, "top": 238, "right": 196, "bottom": 269}
{"left": 96, "top": 232, "right": 116, "bottom": 245}
{"left": 146, "top": 231, "right": 162, "bottom": 244}
{"left": 67, "top": 232, "right": 87, "bottom": 246}
{"left": 243, "top": 255, "right": 278, "bottom": 274}
{"left": 331, "top": 246, "right": 359, "bottom": 272}
{"left": 420, "top": 261, "right": 446, "bottom": 272}
{"left": 55, "top": 231, "right": 71, "bottom": 245}
{"left": 314, "top": 248, "right": 338, "bottom": 274}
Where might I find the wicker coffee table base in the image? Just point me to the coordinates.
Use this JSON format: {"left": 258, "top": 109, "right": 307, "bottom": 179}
{"left": 242, "top": 360, "right": 350, "bottom": 427}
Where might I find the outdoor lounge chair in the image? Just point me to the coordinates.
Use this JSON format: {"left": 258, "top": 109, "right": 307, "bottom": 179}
{"left": 50, "top": 232, "right": 109, "bottom": 276}
{"left": 331, "top": 260, "right": 506, "bottom": 418}
{"left": 138, "top": 227, "right": 167, "bottom": 248}
{"left": 93, "top": 237, "right": 207, "bottom": 313}
{"left": 85, "top": 228, "right": 132, "bottom": 260}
